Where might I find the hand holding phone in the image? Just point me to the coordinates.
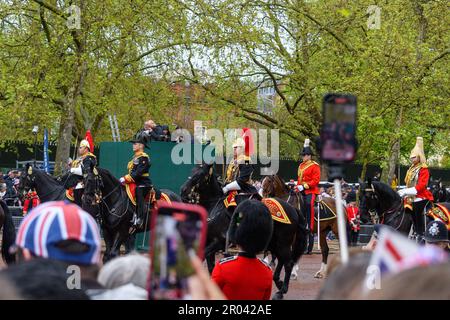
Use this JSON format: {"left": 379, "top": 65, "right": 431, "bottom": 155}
{"left": 147, "top": 201, "right": 208, "bottom": 300}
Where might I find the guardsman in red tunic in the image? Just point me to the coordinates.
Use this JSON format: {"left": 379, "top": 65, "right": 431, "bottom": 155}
{"left": 398, "top": 137, "right": 434, "bottom": 242}
{"left": 296, "top": 138, "right": 321, "bottom": 254}
{"left": 22, "top": 189, "right": 40, "bottom": 216}
{"left": 212, "top": 200, "right": 273, "bottom": 300}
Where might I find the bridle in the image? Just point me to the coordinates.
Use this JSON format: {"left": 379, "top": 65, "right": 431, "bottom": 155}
{"left": 23, "top": 171, "right": 69, "bottom": 200}
{"left": 363, "top": 186, "right": 406, "bottom": 230}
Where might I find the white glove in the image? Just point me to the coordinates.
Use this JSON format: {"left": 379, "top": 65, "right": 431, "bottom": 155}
{"left": 119, "top": 177, "right": 126, "bottom": 184}
{"left": 222, "top": 186, "right": 228, "bottom": 194}
{"left": 398, "top": 187, "right": 417, "bottom": 197}
{"left": 297, "top": 185, "right": 304, "bottom": 192}
{"left": 70, "top": 167, "right": 83, "bottom": 176}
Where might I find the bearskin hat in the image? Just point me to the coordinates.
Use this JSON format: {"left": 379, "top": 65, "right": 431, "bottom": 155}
{"left": 228, "top": 199, "right": 273, "bottom": 255}
{"left": 301, "top": 138, "right": 313, "bottom": 156}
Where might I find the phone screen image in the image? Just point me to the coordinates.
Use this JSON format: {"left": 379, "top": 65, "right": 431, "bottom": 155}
{"left": 148, "top": 202, "right": 207, "bottom": 300}
{"left": 321, "top": 94, "right": 357, "bottom": 162}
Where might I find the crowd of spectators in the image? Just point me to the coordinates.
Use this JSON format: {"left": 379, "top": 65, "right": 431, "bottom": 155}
{"left": 0, "top": 170, "right": 21, "bottom": 206}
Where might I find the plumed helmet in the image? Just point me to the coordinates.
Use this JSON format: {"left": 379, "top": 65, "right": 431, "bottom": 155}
{"left": 410, "top": 137, "right": 426, "bottom": 164}
{"left": 232, "top": 137, "right": 245, "bottom": 149}
{"left": 227, "top": 199, "right": 273, "bottom": 255}
{"left": 79, "top": 139, "right": 91, "bottom": 150}
{"left": 301, "top": 138, "right": 313, "bottom": 156}
{"left": 424, "top": 220, "right": 449, "bottom": 243}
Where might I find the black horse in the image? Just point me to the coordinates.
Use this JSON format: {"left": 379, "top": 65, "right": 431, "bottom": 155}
{"left": 18, "top": 165, "right": 180, "bottom": 261}
{"left": 429, "top": 178, "right": 450, "bottom": 203}
{"left": 0, "top": 200, "right": 16, "bottom": 265}
{"left": 90, "top": 167, "right": 180, "bottom": 261}
{"left": 180, "top": 163, "right": 307, "bottom": 299}
{"left": 359, "top": 179, "right": 413, "bottom": 235}
{"left": 18, "top": 164, "right": 69, "bottom": 202}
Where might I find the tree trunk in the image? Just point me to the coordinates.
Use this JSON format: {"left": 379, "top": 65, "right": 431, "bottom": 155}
{"left": 54, "top": 59, "right": 87, "bottom": 175}
{"left": 384, "top": 105, "right": 404, "bottom": 184}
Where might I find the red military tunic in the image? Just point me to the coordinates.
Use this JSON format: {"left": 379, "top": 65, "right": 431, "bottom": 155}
{"left": 404, "top": 163, "right": 434, "bottom": 202}
{"left": 297, "top": 160, "right": 321, "bottom": 195}
{"left": 211, "top": 254, "right": 272, "bottom": 300}
{"left": 346, "top": 205, "right": 360, "bottom": 232}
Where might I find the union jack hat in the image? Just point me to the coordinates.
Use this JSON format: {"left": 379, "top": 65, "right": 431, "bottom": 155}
{"left": 15, "top": 201, "right": 101, "bottom": 265}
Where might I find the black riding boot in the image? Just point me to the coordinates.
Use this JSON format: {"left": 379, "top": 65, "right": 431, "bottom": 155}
{"left": 135, "top": 186, "right": 151, "bottom": 227}
{"left": 412, "top": 200, "right": 428, "bottom": 242}
{"left": 73, "top": 188, "right": 83, "bottom": 207}
{"left": 303, "top": 194, "right": 315, "bottom": 254}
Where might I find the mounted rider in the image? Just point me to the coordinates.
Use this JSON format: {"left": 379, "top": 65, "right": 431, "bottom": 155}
{"left": 296, "top": 138, "right": 321, "bottom": 254}
{"left": 70, "top": 139, "right": 97, "bottom": 207}
{"left": 120, "top": 135, "right": 153, "bottom": 228}
{"left": 222, "top": 137, "right": 257, "bottom": 195}
{"left": 398, "top": 137, "right": 434, "bottom": 242}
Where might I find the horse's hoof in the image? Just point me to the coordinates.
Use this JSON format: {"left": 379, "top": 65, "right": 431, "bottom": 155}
{"left": 272, "top": 291, "right": 284, "bottom": 300}
{"left": 290, "top": 273, "right": 297, "bottom": 280}
{"left": 314, "top": 271, "right": 324, "bottom": 279}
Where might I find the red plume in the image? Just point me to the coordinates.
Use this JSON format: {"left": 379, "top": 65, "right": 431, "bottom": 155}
{"left": 242, "top": 128, "right": 255, "bottom": 157}
{"left": 85, "top": 130, "right": 94, "bottom": 152}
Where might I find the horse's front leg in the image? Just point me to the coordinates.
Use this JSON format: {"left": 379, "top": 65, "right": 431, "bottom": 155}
{"left": 314, "top": 228, "right": 329, "bottom": 279}
{"left": 204, "top": 238, "right": 224, "bottom": 274}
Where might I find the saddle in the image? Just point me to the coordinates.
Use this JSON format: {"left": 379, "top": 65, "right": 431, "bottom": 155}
{"left": 125, "top": 183, "right": 171, "bottom": 206}
{"left": 427, "top": 203, "right": 450, "bottom": 230}
{"left": 314, "top": 198, "right": 337, "bottom": 222}
{"left": 66, "top": 188, "right": 75, "bottom": 201}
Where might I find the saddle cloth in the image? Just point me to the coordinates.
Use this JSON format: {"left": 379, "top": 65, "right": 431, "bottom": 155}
{"left": 125, "top": 183, "right": 171, "bottom": 206}
{"left": 427, "top": 203, "right": 450, "bottom": 231}
{"left": 224, "top": 190, "right": 238, "bottom": 208}
{"left": 314, "top": 199, "right": 337, "bottom": 222}
{"left": 262, "top": 198, "right": 291, "bottom": 224}
{"left": 66, "top": 188, "right": 75, "bottom": 201}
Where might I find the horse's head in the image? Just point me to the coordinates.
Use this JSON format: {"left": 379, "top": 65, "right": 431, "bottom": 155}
{"left": 18, "top": 163, "right": 35, "bottom": 194}
{"left": 261, "top": 175, "right": 275, "bottom": 198}
{"left": 180, "top": 162, "right": 217, "bottom": 204}
{"left": 261, "top": 175, "right": 290, "bottom": 198}
{"left": 358, "top": 178, "right": 380, "bottom": 224}
{"left": 429, "top": 177, "right": 445, "bottom": 202}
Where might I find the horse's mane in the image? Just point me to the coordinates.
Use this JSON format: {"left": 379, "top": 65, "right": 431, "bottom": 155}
{"left": 273, "top": 175, "right": 290, "bottom": 192}
{"left": 372, "top": 181, "right": 401, "bottom": 203}
{"left": 96, "top": 167, "right": 120, "bottom": 184}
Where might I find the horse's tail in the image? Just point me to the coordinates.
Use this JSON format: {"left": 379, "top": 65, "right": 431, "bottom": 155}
{"left": 1, "top": 201, "right": 16, "bottom": 265}
{"left": 291, "top": 208, "right": 308, "bottom": 263}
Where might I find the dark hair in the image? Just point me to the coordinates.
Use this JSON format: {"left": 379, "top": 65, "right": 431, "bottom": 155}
{"left": 230, "top": 200, "right": 273, "bottom": 255}
{"left": 1, "top": 258, "right": 90, "bottom": 300}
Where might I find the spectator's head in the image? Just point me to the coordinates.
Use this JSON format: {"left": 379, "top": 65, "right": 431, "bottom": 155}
{"left": 228, "top": 200, "right": 273, "bottom": 256}
{"left": 366, "top": 263, "right": 450, "bottom": 300}
{"left": 424, "top": 220, "right": 449, "bottom": 251}
{"left": 0, "top": 258, "right": 89, "bottom": 300}
{"left": 8, "top": 171, "right": 15, "bottom": 179}
{"left": 144, "top": 120, "right": 156, "bottom": 130}
{"left": 98, "top": 253, "right": 149, "bottom": 290}
{"left": 317, "top": 251, "right": 372, "bottom": 300}
{"left": 0, "top": 183, "right": 6, "bottom": 193}
{"left": 161, "top": 125, "right": 170, "bottom": 136}
{"left": 14, "top": 201, "right": 102, "bottom": 267}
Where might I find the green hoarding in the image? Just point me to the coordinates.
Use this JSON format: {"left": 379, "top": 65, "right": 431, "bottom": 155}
{"left": 99, "top": 141, "right": 214, "bottom": 250}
